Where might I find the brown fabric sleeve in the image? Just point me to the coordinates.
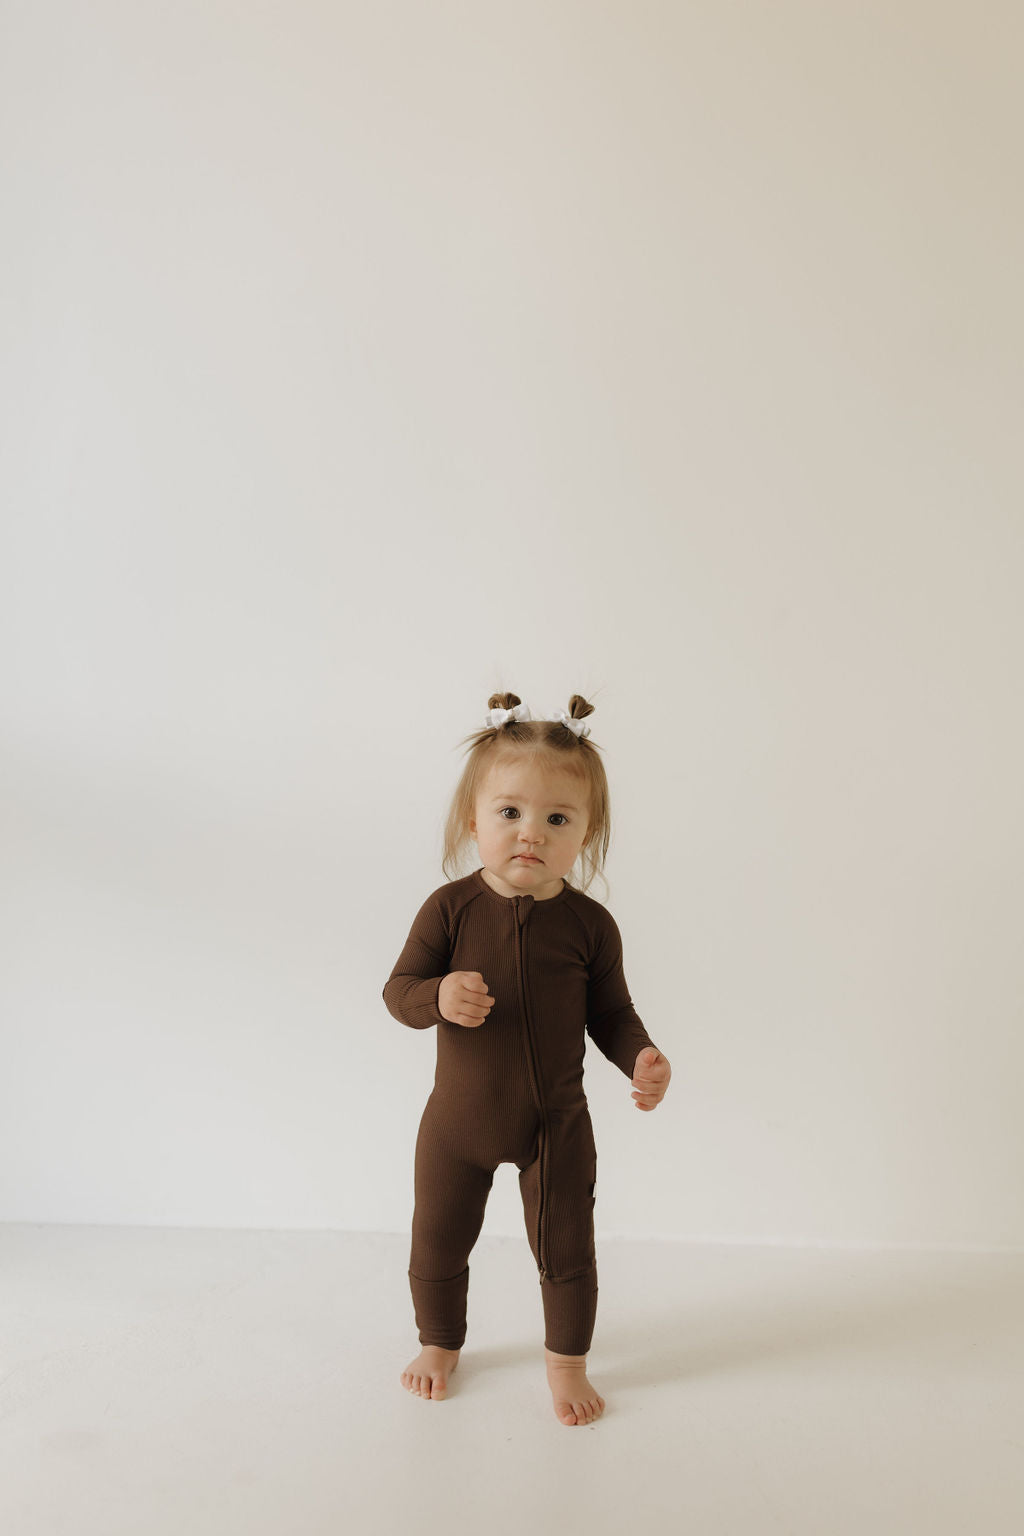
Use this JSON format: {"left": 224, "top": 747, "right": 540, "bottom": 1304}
{"left": 382, "top": 891, "right": 451, "bottom": 1030}
{"left": 585, "top": 908, "right": 659, "bottom": 1079}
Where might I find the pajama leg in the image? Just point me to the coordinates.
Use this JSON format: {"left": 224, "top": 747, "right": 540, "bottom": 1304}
{"left": 518, "top": 1116, "right": 599, "bottom": 1356}
{"left": 408, "top": 1100, "right": 495, "bottom": 1350}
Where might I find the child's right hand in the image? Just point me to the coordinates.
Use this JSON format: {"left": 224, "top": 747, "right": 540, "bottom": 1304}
{"left": 438, "top": 971, "right": 495, "bottom": 1028}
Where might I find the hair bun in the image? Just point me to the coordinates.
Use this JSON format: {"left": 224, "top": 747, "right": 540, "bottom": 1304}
{"left": 566, "top": 694, "right": 595, "bottom": 724}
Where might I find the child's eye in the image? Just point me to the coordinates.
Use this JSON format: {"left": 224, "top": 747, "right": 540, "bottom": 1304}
{"left": 499, "top": 807, "right": 568, "bottom": 825}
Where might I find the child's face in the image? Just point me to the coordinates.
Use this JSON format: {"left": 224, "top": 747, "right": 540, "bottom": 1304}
{"left": 469, "top": 759, "right": 590, "bottom": 899}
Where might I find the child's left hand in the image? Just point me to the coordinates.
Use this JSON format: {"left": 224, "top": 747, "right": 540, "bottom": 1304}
{"left": 630, "top": 1047, "right": 671, "bottom": 1111}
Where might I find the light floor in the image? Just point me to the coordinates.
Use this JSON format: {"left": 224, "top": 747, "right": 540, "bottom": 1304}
{"left": 1, "top": 1225, "right": 1022, "bottom": 1535}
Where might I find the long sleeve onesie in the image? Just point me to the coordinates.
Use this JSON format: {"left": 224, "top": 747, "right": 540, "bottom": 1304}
{"left": 382, "top": 865, "right": 660, "bottom": 1354}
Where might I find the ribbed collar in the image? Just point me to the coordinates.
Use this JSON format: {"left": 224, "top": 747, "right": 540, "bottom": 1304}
{"left": 471, "top": 866, "right": 570, "bottom": 905}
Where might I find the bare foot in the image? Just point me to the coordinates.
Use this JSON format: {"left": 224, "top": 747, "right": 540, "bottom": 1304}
{"left": 401, "top": 1344, "right": 460, "bottom": 1400}
{"left": 545, "top": 1347, "right": 606, "bottom": 1425}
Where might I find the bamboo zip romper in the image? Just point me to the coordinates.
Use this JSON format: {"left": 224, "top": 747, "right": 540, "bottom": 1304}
{"left": 383, "top": 866, "right": 659, "bottom": 1355}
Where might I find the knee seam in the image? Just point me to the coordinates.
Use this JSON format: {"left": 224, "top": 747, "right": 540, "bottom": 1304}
{"left": 408, "top": 1264, "right": 470, "bottom": 1283}
{"left": 540, "top": 1263, "right": 597, "bottom": 1285}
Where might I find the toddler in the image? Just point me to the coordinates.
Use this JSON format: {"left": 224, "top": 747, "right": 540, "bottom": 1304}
{"left": 382, "top": 691, "right": 672, "bottom": 1426}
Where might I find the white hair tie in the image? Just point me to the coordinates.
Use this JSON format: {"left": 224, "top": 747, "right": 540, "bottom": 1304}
{"left": 485, "top": 703, "right": 533, "bottom": 729}
{"left": 485, "top": 703, "right": 591, "bottom": 740}
{"left": 548, "top": 708, "right": 591, "bottom": 739}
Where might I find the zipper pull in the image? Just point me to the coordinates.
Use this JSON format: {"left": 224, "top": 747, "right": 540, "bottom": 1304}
{"left": 516, "top": 894, "right": 533, "bottom": 927}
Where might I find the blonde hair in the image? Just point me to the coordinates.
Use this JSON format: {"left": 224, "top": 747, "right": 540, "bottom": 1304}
{"left": 441, "top": 691, "right": 612, "bottom": 900}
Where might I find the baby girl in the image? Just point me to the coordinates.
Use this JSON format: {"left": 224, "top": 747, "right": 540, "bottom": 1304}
{"left": 382, "top": 692, "right": 671, "bottom": 1425}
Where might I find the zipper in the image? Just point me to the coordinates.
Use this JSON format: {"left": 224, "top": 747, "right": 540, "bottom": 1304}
{"left": 514, "top": 895, "right": 549, "bottom": 1280}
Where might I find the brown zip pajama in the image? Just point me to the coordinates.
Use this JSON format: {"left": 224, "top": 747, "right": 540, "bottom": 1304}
{"left": 382, "top": 867, "right": 658, "bottom": 1356}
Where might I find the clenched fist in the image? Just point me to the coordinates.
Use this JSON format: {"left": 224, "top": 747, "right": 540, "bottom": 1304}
{"left": 438, "top": 971, "right": 496, "bottom": 1028}
{"left": 630, "top": 1046, "right": 671, "bottom": 1110}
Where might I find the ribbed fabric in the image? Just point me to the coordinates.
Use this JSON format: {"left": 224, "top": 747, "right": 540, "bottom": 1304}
{"left": 383, "top": 867, "right": 659, "bottom": 1356}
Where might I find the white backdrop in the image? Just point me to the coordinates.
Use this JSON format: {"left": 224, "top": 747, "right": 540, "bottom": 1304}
{"left": 2, "top": 0, "right": 1021, "bottom": 1249}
